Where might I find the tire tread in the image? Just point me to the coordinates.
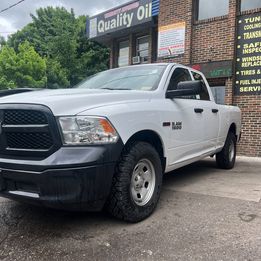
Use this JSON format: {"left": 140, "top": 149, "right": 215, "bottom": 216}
{"left": 216, "top": 132, "right": 236, "bottom": 169}
{"left": 106, "top": 142, "right": 162, "bottom": 222}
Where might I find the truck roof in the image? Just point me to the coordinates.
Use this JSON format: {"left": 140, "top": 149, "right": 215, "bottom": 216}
{"left": 116, "top": 63, "right": 202, "bottom": 75}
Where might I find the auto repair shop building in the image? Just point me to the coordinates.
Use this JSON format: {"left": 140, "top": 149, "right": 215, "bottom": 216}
{"left": 87, "top": 0, "right": 261, "bottom": 157}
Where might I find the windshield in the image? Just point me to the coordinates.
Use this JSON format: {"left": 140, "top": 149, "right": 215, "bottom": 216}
{"left": 75, "top": 65, "right": 166, "bottom": 91}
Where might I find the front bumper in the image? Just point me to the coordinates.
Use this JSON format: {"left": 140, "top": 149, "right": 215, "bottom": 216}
{"left": 0, "top": 142, "right": 123, "bottom": 211}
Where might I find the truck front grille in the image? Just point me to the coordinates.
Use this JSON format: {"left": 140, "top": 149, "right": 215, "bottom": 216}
{"left": 0, "top": 105, "right": 61, "bottom": 158}
{"left": 6, "top": 132, "right": 53, "bottom": 150}
{"left": 4, "top": 110, "right": 48, "bottom": 125}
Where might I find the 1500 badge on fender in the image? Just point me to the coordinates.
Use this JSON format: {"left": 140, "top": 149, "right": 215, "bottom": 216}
{"left": 172, "top": 122, "right": 182, "bottom": 130}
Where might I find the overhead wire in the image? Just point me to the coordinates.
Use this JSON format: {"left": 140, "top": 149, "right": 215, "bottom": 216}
{"left": 0, "top": 0, "right": 26, "bottom": 14}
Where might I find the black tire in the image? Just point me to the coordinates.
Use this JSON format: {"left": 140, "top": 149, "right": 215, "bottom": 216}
{"left": 106, "top": 142, "right": 163, "bottom": 223}
{"left": 216, "top": 132, "right": 237, "bottom": 169}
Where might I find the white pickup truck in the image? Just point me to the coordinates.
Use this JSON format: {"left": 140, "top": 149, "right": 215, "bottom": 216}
{"left": 0, "top": 63, "right": 241, "bottom": 222}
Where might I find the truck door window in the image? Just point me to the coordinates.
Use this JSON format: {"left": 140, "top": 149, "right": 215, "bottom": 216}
{"left": 191, "top": 71, "right": 210, "bottom": 101}
{"left": 168, "top": 68, "right": 197, "bottom": 100}
{"left": 168, "top": 68, "right": 192, "bottom": 91}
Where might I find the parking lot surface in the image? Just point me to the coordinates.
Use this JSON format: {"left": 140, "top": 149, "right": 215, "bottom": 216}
{"left": 0, "top": 157, "right": 260, "bottom": 261}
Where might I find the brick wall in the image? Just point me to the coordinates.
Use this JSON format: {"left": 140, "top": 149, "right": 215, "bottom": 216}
{"left": 158, "top": 0, "right": 261, "bottom": 157}
{"left": 106, "top": 0, "right": 260, "bottom": 157}
{"left": 226, "top": 79, "right": 260, "bottom": 157}
{"left": 234, "top": 96, "right": 261, "bottom": 157}
{"left": 232, "top": 4, "right": 261, "bottom": 157}
{"left": 192, "top": 17, "right": 234, "bottom": 63}
{"left": 225, "top": 78, "right": 234, "bottom": 105}
{"left": 158, "top": 0, "right": 237, "bottom": 65}
{"left": 192, "top": 0, "right": 237, "bottom": 64}
{"left": 158, "top": 0, "right": 193, "bottom": 65}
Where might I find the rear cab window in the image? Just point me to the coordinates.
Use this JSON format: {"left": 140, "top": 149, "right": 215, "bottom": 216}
{"left": 191, "top": 71, "right": 210, "bottom": 101}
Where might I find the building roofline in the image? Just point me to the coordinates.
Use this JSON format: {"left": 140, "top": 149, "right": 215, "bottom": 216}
{"left": 89, "top": 0, "right": 141, "bottom": 19}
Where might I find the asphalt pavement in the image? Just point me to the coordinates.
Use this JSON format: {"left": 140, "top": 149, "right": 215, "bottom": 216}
{"left": 0, "top": 157, "right": 260, "bottom": 261}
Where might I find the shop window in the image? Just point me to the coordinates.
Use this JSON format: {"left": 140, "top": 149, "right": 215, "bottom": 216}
{"left": 136, "top": 36, "right": 149, "bottom": 63}
{"left": 211, "top": 87, "right": 226, "bottom": 104}
{"left": 241, "top": 0, "right": 261, "bottom": 11}
{"left": 118, "top": 40, "right": 129, "bottom": 67}
{"left": 196, "top": 0, "right": 229, "bottom": 20}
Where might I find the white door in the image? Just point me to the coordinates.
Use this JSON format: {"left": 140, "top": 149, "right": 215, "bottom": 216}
{"left": 191, "top": 71, "right": 220, "bottom": 153}
{"left": 166, "top": 67, "right": 205, "bottom": 165}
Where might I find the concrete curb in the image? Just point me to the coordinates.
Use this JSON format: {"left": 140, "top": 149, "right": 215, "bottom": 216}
{"left": 237, "top": 156, "right": 261, "bottom": 163}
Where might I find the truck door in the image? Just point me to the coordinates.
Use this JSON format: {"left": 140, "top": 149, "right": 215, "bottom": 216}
{"left": 191, "top": 71, "right": 220, "bottom": 153}
{"left": 166, "top": 67, "right": 205, "bottom": 165}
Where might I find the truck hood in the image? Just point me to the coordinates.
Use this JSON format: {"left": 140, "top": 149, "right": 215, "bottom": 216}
{"left": 0, "top": 88, "right": 151, "bottom": 115}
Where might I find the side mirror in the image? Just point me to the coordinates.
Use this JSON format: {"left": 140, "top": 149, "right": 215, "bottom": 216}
{"left": 166, "top": 81, "right": 203, "bottom": 99}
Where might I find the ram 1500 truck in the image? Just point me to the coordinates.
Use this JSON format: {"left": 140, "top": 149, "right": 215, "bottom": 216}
{"left": 0, "top": 64, "right": 241, "bottom": 222}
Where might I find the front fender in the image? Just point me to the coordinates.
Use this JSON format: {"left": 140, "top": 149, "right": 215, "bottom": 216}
{"left": 78, "top": 102, "right": 169, "bottom": 157}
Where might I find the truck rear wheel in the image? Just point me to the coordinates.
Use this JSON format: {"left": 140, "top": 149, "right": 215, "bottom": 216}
{"left": 106, "top": 142, "right": 162, "bottom": 223}
{"left": 216, "top": 132, "right": 236, "bottom": 169}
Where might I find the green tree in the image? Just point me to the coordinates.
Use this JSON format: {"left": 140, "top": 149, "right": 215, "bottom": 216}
{"left": 8, "top": 7, "right": 110, "bottom": 87}
{"left": 7, "top": 24, "right": 37, "bottom": 52}
{"left": 0, "top": 36, "right": 6, "bottom": 49}
{"left": 0, "top": 45, "right": 18, "bottom": 89}
{"left": 75, "top": 15, "right": 110, "bottom": 81}
{"left": 0, "top": 76, "right": 16, "bottom": 89}
{"left": 46, "top": 59, "right": 70, "bottom": 89}
{"left": 0, "top": 41, "right": 47, "bottom": 89}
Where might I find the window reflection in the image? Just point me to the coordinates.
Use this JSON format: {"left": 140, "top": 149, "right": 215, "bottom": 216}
{"left": 197, "top": 0, "right": 229, "bottom": 20}
{"left": 241, "top": 0, "right": 261, "bottom": 11}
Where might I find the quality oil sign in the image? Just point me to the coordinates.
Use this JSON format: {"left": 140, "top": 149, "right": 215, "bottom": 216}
{"left": 88, "top": 0, "right": 154, "bottom": 39}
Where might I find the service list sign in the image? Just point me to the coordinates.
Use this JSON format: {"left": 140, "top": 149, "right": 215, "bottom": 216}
{"left": 235, "top": 13, "right": 261, "bottom": 95}
{"left": 157, "top": 22, "right": 186, "bottom": 58}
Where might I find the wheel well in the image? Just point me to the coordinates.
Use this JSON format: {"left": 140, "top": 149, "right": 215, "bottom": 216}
{"left": 229, "top": 123, "right": 237, "bottom": 138}
{"left": 125, "top": 130, "right": 166, "bottom": 171}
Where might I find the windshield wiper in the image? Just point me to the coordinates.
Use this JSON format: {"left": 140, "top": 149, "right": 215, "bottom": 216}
{"left": 100, "top": 88, "right": 131, "bottom": 90}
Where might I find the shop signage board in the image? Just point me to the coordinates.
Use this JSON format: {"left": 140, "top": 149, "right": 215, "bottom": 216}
{"left": 88, "top": 0, "right": 158, "bottom": 39}
{"left": 157, "top": 22, "right": 186, "bottom": 58}
{"left": 192, "top": 61, "right": 233, "bottom": 79}
{"left": 235, "top": 12, "right": 261, "bottom": 95}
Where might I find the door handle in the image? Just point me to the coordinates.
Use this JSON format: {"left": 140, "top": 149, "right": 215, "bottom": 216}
{"left": 194, "top": 108, "right": 204, "bottom": 113}
{"left": 212, "top": 109, "right": 219, "bottom": 113}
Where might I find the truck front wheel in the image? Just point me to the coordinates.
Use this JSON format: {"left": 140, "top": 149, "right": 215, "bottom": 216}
{"left": 106, "top": 142, "right": 163, "bottom": 222}
{"left": 216, "top": 132, "right": 236, "bottom": 169}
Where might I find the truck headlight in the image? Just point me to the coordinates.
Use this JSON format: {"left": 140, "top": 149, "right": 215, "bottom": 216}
{"left": 58, "top": 116, "right": 119, "bottom": 145}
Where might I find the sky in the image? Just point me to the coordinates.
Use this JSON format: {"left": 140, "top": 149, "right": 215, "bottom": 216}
{"left": 0, "top": 0, "right": 130, "bottom": 38}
